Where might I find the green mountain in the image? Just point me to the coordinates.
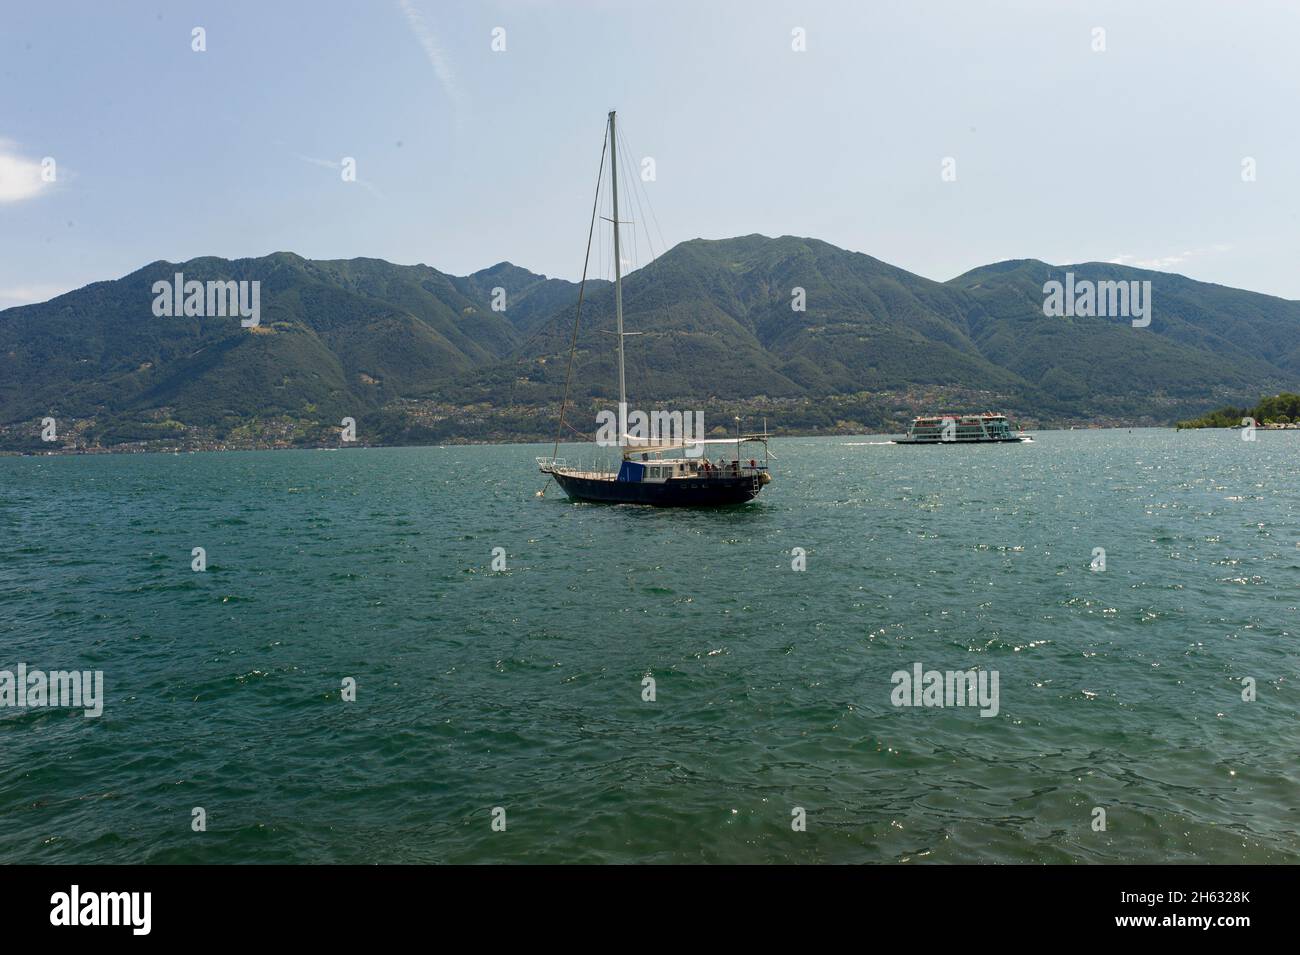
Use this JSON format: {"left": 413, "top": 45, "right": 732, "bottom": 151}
{"left": 2, "top": 237, "right": 1297, "bottom": 450}
{"left": 0, "top": 253, "right": 571, "bottom": 448}
{"left": 451, "top": 262, "right": 608, "bottom": 338}
{"left": 448, "top": 235, "right": 1032, "bottom": 409}
{"left": 443, "top": 236, "right": 1300, "bottom": 429}
{"left": 952, "top": 258, "right": 1300, "bottom": 407}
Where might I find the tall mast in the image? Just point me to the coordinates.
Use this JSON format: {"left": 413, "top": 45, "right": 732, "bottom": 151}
{"left": 608, "top": 110, "right": 627, "bottom": 418}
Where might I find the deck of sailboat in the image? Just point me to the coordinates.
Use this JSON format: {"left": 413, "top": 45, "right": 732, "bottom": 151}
{"left": 553, "top": 468, "right": 618, "bottom": 480}
{"left": 548, "top": 465, "right": 767, "bottom": 481}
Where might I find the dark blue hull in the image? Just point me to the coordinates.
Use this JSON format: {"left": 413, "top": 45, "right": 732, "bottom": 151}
{"left": 552, "top": 472, "right": 762, "bottom": 506}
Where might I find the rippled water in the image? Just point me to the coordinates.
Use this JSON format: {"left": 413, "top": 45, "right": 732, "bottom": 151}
{"left": 1, "top": 429, "right": 1297, "bottom": 863}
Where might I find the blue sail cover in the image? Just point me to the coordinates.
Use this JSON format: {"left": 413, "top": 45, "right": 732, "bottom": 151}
{"left": 616, "top": 460, "right": 645, "bottom": 483}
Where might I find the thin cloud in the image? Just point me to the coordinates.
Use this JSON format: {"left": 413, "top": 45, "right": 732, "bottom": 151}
{"left": 396, "top": 0, "right": 465, "bottom": 126}
{"left": 1108, "top": 245, "right": 1231, "bottom": 271}
{"left": 294, "top": 154, "right": 385, "bottom": 199}
{"left": 296, "top": 154, "right": 342, "bottom": 171}
{"left": 0, "top": 142, "right": 54, "bottom": 203}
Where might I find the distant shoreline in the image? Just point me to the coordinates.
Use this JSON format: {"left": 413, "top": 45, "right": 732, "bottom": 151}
{"left": 2, "top": 424, "right": 1272, "bottom": 459}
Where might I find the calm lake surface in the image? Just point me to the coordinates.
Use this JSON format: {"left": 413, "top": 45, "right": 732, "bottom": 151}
{"left": 1, "top": 429, "right": 1297, "bottom": 863}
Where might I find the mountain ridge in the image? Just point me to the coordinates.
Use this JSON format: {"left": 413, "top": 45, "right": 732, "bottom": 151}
{"left": 3, "top": 236, "right": 1297, "bottom": 451}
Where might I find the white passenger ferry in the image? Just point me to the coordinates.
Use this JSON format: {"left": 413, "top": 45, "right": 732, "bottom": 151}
{"left": 894, "top": 413, "right": 1031, "bottom": 444}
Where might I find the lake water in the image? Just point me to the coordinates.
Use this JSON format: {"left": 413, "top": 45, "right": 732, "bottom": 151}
{"left": 1, "top": 429, "right": 1297, "bottom": 863}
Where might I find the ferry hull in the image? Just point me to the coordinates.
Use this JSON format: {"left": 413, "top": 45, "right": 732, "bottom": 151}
{"left": 551, "top": 472, "right": 762, "bottom": 506}
{"left": 893, "top": 436, "right": 1029, "bottom": 445}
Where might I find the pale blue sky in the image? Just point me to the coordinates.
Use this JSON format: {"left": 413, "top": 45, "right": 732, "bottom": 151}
{"left": 2, "top": 0, "right": 1298, "bottom": 309}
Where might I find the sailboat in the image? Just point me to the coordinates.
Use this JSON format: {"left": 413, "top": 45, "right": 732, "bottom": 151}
{"left": 537, "top": 111, "right": 773, "bottom": 506}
